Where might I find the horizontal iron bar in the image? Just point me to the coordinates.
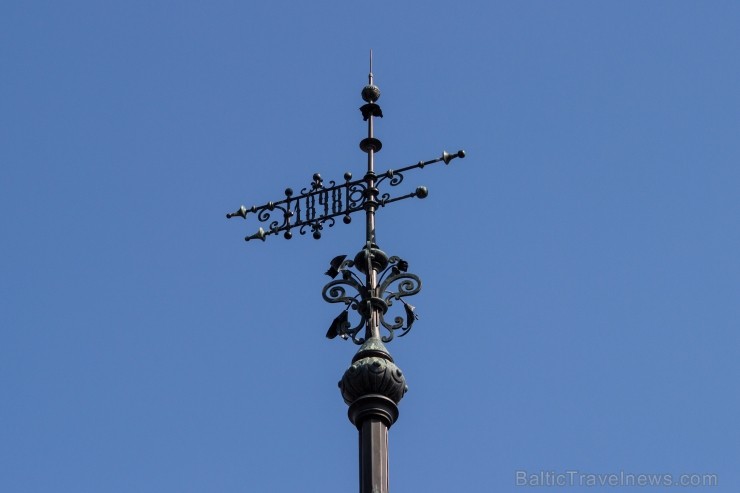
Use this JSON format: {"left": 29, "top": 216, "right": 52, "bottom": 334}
{"left": 228, "top": 151, "right": 464, "bottom": 217}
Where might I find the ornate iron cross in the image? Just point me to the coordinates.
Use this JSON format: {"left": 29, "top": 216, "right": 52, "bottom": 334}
{"left": 227, "top": 60, "right": 465, "bottom": 345}
{"left": 227, "top": 55, "right": 465, "bottom": 493}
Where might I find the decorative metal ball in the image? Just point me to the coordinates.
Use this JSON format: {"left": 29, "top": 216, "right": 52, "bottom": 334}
{"left": 339, "top": 339, "right": 408, "bottom": 405}
{"left": 354, "top": 245, "right": 389, "bottom": 274}
{"left": 361, "top": 84, "right": 381, "bottom": 103}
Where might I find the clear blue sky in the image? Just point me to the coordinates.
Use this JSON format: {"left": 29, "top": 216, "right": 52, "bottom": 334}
{"left": 2, "top": 1, "right": 738, "bottom": 492}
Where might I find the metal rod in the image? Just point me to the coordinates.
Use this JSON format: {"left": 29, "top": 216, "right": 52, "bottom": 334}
{"left": 364, "top": 62, "right": 380, "bottom": 341}
{"left": 359, "top": 419, "right": 389, "bottom": 493}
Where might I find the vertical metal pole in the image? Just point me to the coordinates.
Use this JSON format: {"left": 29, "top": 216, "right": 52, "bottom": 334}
{"left": 366, "top": 51, "right": 377, "bottom": 246}
{"left": 359, "top": 419, "right": 389, "bottom": 493}
{"left": 364, "top": 59, "right": 380, "bottom": 342}
{"left": 352, "top": 52, "right": 395, "bottom": 493}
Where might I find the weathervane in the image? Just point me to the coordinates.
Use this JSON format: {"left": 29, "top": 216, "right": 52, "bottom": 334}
{"left": 227, "top": 52, "right": 465, "bottom": 493}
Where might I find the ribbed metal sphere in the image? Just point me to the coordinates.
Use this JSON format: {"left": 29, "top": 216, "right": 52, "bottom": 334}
{"left": 339, "top": 338, "right": 407, "bottom": 405}
{"left": 361, "top": 84, "right": 381, "bottom": 103}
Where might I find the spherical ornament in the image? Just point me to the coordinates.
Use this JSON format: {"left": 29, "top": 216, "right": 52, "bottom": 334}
{"left": 340, "top": 356, "right": 407, "bottom": 405}
{"left": 361, "top": 84, "right": 381, "bottom": 103}
{"left": 339, "top": 338, "right": 408, "bottom": 405}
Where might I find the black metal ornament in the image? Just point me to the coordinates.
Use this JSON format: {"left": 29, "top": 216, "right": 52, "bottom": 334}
{"left": 322, "top": 253, "right": 421, "bottom": 344}
{"left": 226, "top": 150, "right": 464, "bottom": 243}
{"left": 226, "top": 61, "right": 465, "bottom": 346}
{"left": 226, "top": 52, "right": 465, "bottom": 493}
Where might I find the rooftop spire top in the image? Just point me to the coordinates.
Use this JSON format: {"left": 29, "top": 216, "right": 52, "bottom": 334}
{"left": 226, "top": 57, "right": 466, "bottom": 493}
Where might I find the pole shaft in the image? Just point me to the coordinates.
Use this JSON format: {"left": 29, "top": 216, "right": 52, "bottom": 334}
{"left": 364, "top": 69, "right": 380, "bottom": 341}
{"left": 358, "top": 418, "right": 390, "bottom": 493}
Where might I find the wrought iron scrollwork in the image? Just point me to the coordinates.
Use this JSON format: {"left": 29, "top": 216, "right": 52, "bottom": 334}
{"left": 322, "top": 252, "right": 421, "bottom": 345}
{"left": 226, "top": 150, "right": 465, "bottom": 243}
{"left": 375, "top": 168, "right": 405, "bottom": 188}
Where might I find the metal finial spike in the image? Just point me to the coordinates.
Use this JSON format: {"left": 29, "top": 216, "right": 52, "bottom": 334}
{"left": 441, "top": 149, "right": 467, "bottom": 165}
{"left": 369, "top": 49, "right": 373, "bottom": 84}
{"left": 245, "top": 227, "right": 266, "bottom": 242}
{"left": 226, "top": 205, "right": 248, "bottom": 219}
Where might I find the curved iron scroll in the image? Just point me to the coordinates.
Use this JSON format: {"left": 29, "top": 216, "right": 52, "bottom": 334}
{"left": 227, "top": 150, "right": 465, "bottom": 242}
{"left": 322, "top": 254, "right": 421, "bottom": 345}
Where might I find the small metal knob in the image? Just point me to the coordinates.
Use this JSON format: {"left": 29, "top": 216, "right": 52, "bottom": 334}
{"left": 361, "top": 84, "right": 381, "bottom": 103}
